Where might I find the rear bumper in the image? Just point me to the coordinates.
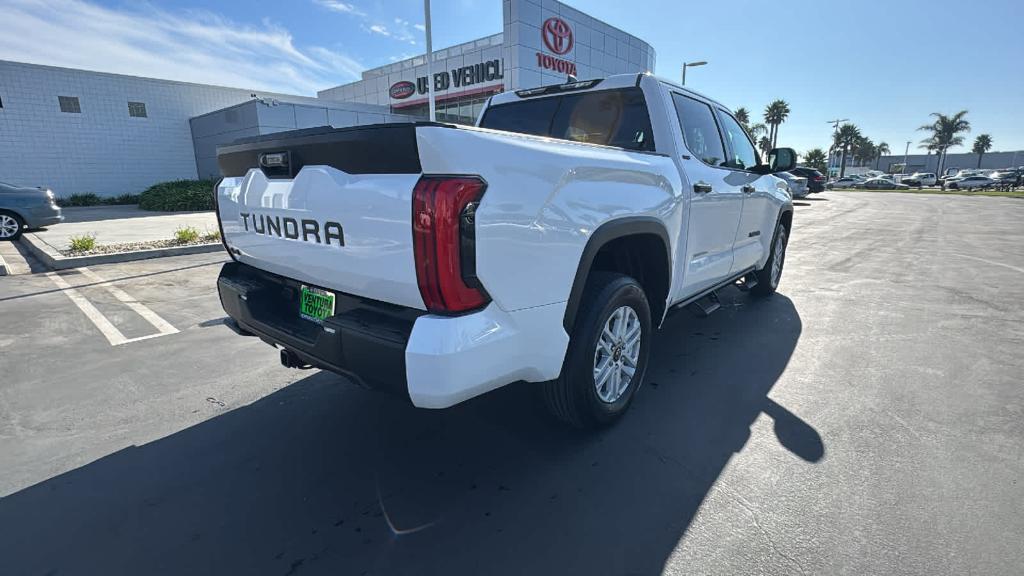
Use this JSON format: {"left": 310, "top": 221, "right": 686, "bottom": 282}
{"left": 22, "top": 203, "right": 63, "bottom": 229}
{"left": 217, "top": 261, "right": 418, "bottom": 395}
{"left": 217, "top": 262, "right": 569, "bottom": 408}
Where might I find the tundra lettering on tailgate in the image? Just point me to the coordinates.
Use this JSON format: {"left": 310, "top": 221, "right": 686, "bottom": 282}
{"left": 239, "top": 212, "right": 345, "bottom": 246}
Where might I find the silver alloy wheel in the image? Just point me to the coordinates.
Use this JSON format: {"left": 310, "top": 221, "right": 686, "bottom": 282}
{"left": 593, "top": 305, "right": 642, "bottom": 404}
{"left": 0, "top": 214, "right": 20, "bottom": 239}
{"left": 770, "top": 226, "right": 787, "bottom": 287}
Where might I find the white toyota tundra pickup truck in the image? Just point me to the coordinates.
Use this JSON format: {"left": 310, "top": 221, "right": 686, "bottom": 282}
{"left": 214, "top": 73, "right": 795, "bottom": 428}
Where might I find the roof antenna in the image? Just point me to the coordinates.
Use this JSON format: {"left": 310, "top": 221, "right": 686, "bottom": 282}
{"left": 566, "top": 74, "right": 577, "bottom": 83}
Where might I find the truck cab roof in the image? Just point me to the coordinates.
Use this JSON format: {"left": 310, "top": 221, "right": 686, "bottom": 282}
{"left": 486, "top": 73, "right": 730, "bottom": 113}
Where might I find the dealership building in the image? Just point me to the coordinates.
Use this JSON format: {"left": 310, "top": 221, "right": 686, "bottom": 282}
{"left": 0, "top": 0, "right": 655, "bottom": 196}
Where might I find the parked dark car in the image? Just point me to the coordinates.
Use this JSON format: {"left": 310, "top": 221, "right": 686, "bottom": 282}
{"left": 790, "top": 167, "right": 826, "bottom": 193}
{"left": 0, "top": 181, "right": 63, "bottom": 241}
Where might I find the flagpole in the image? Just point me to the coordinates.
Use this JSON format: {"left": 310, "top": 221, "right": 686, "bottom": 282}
{"left": 423, "top": 0, "right": 436, "bottom": 122}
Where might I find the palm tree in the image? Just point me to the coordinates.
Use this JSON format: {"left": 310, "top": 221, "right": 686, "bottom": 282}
{"left": 758, "top": 136, "right": 772, "bottom": 158}
{"left": 918, "top": 136, "right": 940, "bottom": 171}
{"left": 802, "top": 148, "right": 828, "bottom": 174}
{"left": 972, "top": 134, "right": 993, "bottom": 168}
{"left": 746, "top": 123, "right": 769, "bottom": 156}
{"left": 763, "top": 100, "right": 791, "bottom": 149}
{"left": 734, "top": 107, "right": 751, "bottom": 131}
{"left": 835, "top": 123, "right": 862, "bottom": 177}
{"left": 874, "top": 141, "right": 890, "bottom": 169}
{"left": 918, "top": 110, "right": 970, "bottom": 177}
{"left": 854, "top": 137, "right": 875, "bottom": 167}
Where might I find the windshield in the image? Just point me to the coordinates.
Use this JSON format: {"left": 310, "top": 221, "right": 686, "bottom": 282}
{"left": 479, "top": 87, "right": 655, "bottom": 152}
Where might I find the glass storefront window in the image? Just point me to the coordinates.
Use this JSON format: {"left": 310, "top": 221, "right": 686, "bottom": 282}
{"left": 391, "top": 92, "right": 498, "bottom": 126}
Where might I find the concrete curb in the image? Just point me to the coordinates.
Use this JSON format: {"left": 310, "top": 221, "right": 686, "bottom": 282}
{"left": 0, "top": 250, "right": 8, "bottom": 276}
{"left": 21, "top": 232, "right": 224, "bottom": 270}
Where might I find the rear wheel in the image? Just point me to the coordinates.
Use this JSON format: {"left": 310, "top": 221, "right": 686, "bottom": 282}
{"left": 752, "top": 221, "right": 788, "bottom": 297}
{"left": 543, "top": 272, "right": 652, "bottom": 428}
{"left": 0, "top": 211, "right": 24, "bottom": 241}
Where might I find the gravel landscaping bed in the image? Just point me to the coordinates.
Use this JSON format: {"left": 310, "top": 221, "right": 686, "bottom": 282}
{"left": 60, "top": 238, "right": 219, "bottom": 257}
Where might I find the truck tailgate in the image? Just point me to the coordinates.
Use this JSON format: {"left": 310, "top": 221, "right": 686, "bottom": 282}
{"left": 216, "top": 124, "right": 427, "bottom": 310}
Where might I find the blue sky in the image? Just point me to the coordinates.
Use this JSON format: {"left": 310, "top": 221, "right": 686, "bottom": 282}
{"left": 2, "top": 0, "right": 1022, "bottom": 155}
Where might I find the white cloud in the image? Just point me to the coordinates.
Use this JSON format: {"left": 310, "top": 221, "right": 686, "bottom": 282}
{"left": 364, "top": 22, "right": 417, "bottom": 45}
{"left": 414, "top": 23, "right": 426, "bottom": 32}
{"left": 313, "top": 0, "right": 366, "bottom": 17}
{"left": 0, "top": 0, "right": 362, "bottom": 95}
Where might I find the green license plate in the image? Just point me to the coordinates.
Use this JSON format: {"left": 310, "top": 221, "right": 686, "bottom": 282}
{"left": 299, "top": 285, "right": 335, "bottom": 323}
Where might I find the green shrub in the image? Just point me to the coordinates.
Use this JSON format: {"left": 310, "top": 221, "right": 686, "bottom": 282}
{"left": 57, "top": 192, "right": 140, "bottom": 207}
{"left": 174, "top": 226, "right": 201, "bottom": 243}
{"left": 68, "top": 233, "right": 97, "bottom": 252}
{"left": 202, "top": 229, "right": 221, "bottom": 242}
{"left": 101, "top": 193, "right": 141, "bottom": 205}
{"left": 139, "top": 179, "right": 216, "bottom": 212}
{"left": 59, "top": 193, "right": 101, "bottom": 207}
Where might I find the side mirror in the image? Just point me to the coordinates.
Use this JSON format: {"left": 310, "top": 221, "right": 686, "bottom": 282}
{"left": 768, "top": 147, "right": 797, "bottom": 173}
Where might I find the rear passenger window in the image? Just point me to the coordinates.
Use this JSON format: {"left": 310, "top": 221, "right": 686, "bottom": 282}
{"left": 671, "top": 93, "right": 726, "bottom": 166}
{"left": 549, "top": 89, "right": 654, "bottom": 151}
{"left": 479, "top": 87, "right": 654, "bottom": 151}
{"left": 476, "top": 96, "right": 560, "bottom": 138}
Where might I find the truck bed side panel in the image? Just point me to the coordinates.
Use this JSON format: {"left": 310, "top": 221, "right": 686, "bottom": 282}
{"left": 416, "top": 125, "right": 685, "bottom": 314}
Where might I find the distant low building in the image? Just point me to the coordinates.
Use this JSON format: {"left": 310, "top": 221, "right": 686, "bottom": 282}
{"left": 874, "top": 151, "right": 1024, "bottom": 174}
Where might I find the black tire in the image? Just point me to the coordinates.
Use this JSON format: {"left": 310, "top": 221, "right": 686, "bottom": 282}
{"left": 752, "top": 220, "right": 789, "bottom": 297}
{"left": 542, "top": 272, "right": 652, "bottom": 428}
{"left": 0, "top": 210, "right": 25, "bottom": 241}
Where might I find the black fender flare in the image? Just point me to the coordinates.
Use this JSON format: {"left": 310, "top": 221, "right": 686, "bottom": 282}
{"left": 562, "top": 217, "right": 672, "bottom": 333}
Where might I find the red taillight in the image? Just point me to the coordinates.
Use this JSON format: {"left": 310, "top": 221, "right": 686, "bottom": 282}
{"left": 412, "top": 176, "right": 489, "bottom": 313}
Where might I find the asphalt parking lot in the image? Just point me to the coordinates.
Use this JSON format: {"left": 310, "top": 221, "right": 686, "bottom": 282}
{"left": 1, "top": 192, "right": 1022, "bottom": 576}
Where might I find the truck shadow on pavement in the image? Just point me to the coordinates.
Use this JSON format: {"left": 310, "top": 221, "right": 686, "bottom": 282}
{"left": 0, "top": 290, "right": 818, "bottom": 576}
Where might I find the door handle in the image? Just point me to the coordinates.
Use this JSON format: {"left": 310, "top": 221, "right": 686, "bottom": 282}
{"left": 742, "top": 184, "right": 756, "bottom": 194}
{"left": 693, "top": 182, "right": 713, "bottom": 194}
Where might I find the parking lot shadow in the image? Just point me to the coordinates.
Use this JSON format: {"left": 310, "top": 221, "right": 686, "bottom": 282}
{"left": 0, "top": 290, "right": 815, "bottom": 576}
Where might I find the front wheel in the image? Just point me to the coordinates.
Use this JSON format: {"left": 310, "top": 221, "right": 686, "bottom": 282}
{"left": 752, "top": 221, "right": 789, "bottom": 297}
{"left": 0, "top": 211, "right": 25, "bottom": 241}
{"left": 542, "top": 272, "right": 652, "bottom": 428}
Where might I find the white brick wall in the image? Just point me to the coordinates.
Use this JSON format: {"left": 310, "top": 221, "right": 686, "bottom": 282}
{"left": 0, "top": 60, "right": 319, "bottom": 196}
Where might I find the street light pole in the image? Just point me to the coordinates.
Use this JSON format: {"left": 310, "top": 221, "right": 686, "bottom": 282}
{"left": 423, "top": 0, "right": 436, "bottom": 122}
{"left": 903, "top": 141, "right": 911, "bottom": 174}
{"left": 681, "top": 61, "right": 707, "bottom": 86}
{"left": 826, "top": 118, "right": 848, "bottom": 177}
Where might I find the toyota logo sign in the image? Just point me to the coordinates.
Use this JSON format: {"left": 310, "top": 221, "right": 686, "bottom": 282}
{"left": 542, "top": 17, "right": 573, "bottom": 55}
{"left": 389, "top": 80, "right": 416, "bottom": 100}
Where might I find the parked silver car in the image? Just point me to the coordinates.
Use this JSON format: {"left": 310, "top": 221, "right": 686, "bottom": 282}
{"left": 0, "top": 182, "right": 63, "bottom": 240}
{"left": 862, "top": 177, "right": 910, "bottom": 190}
{"left": 776, "top": 171, "right": 809, "bottom": 198}
{"left": 948, "top": 176, "right": 996, "bottom": 190}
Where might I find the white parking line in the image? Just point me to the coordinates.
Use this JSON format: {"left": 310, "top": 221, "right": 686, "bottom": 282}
{"left": 45, "top": 267, "right": 179, "bottom": 346}
{"left": 46, "top": 272, "right": 129, "bottom": 346}
{"left": 77, "top": 267, "right": 179, "bottom": 337}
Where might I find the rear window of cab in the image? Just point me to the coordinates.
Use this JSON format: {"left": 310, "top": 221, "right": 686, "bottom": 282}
{"left": 479, "top": 87, "right": 655, "bottom": 152}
